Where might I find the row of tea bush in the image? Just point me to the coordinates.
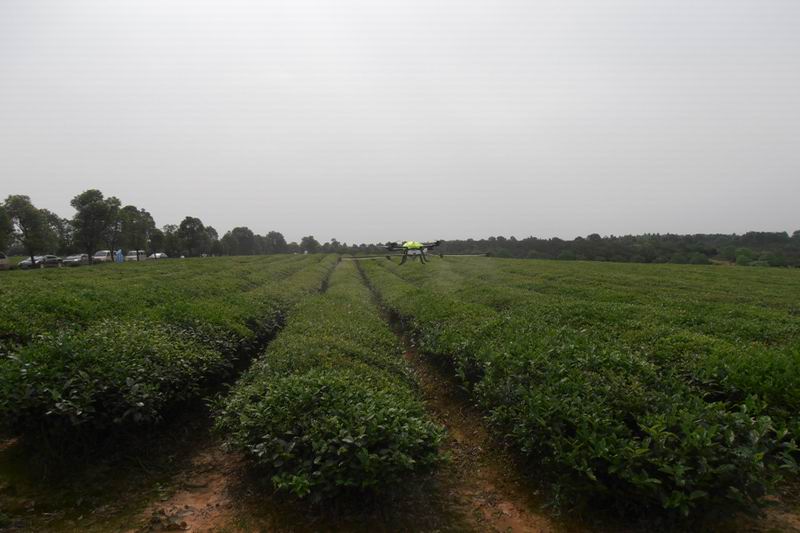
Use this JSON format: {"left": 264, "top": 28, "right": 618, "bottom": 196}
{"left": 0, "top": 255, "right": 338, "bottom": 450}
{"left": 361, "top": 258, "right": 799, "bottom": 519}
{"left": 215, "top": 261, "right": 443, "bottom": 500}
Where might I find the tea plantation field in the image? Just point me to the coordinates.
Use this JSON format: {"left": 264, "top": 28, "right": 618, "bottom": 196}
{"left": 361, "top": 258, "right": 800, "bottom": 519}
{"left": 1, "top": 255, "right": 798, "bottom": 530}
{"left": 0, "top": 255, "right": 337, "bottom": 448}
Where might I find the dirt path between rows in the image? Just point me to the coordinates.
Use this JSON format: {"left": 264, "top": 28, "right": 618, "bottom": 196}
{"left": 355, "top": 262, "right": 561, "bottom": 532}
{"left": 130, "top": 437, "right": 242, "bottom": 533}
{"left": 400, "top": 340, "right": 558, "bottom": 533}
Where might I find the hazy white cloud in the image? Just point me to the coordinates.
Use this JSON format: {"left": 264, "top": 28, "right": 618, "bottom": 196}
{"left": 1, "top": 0, "right": 798, "bottom": 242}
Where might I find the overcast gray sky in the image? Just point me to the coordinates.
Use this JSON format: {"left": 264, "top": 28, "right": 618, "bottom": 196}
{"left": 1, "top": 0, "right": 798, "bottom": 243}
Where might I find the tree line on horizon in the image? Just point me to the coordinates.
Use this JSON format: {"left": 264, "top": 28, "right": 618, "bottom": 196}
{"left": 439, "top": 231, "right": 800, "bottom": 267}
{"left": 1, "top": 190, "right": 798, "bottom": 267}
{"left": 0, "top": 190, "right": 373, "bottom": 263}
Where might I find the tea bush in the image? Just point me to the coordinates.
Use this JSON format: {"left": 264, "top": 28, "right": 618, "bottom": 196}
{"left": 0, "top": 255, "right": 313, "bottom": 346}
{"left": 215, "top": 261, "right": 443, "bottom": 500}
{"left": 0, "top": 319, "right": 225, "bottom": 437}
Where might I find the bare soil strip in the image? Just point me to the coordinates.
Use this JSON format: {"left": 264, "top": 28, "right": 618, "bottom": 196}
{"left": 131, "top": 437, "right": 242, "bottom": 533}
{"left": 400, "top": 340, "right": 558, "bottom": 533}
{"left": 354, "top": 263, "right": 560, "bottom": 532}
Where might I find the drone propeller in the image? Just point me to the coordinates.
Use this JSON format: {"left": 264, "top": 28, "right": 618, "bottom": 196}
{"left": 437, "top": 253, "right": 490, "bottom": 258}
{"left": 342, "top": 254, "right": 405, "bottom": 261}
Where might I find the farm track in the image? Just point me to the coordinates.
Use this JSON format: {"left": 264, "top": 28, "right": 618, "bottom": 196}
{"left": 356, "top": 263, "right": 560, "bottom": 533}
{"left": 400, "top": 339, "right": 557, "bottom": 533}
{"left": 131, "top": 434, "right": 243, "bottom": 532}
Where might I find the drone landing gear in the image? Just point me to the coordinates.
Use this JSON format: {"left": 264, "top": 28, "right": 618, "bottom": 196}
{"left": 398, "top": 251, "right": 428, "bottom": 265}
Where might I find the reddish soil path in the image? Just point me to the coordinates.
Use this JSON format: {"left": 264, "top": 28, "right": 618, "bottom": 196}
{"left": 132, "top": 439, "right": 242, "bottom": 532}
{"left": 401, "top": 342, "right": 558, "bottom": 533}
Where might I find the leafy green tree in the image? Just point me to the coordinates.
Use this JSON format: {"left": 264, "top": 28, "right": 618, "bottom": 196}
{"left": 4, "top": 195, "right": 51, "bottom": 263}
{"left": 71, "top": 189, "right": 118, "bottom": 258}
{"left": 689, "top": 252, "right": 710, "bottom": 265}
{"left": 42, "top": 209, "right": 74, "bottom": 255}
{"left": 205, "top": 226, "right": 221, "bottom": 256}
{"left": 149, "top": 228, "right": 165, "bottom": 255}
{"left": 162, "top": 225, "right": 181, "bottom": 257}
{"left": 323, "top": 238, "right": 344, "bottom": 253}
{"left": 0, "top": 205, "right": 13, "bottom": 253}
{"left": 230, "top": 227, "right": 256, "bottom": 255}
{"left": 300, "top": 235, "right": 320, "bottom": 253}
{"left": 120, "top": 206, "right": 155, "bottom": 258}
{"left": 220, "top": 232, "right": 236, "bottom": 256}
{"left": 763, "top": 252, "right": 788, "bottom": 267}
{"left": 776, "top": 253, "right": 791, "bottom": 267}
{"left": 264, "top": 231, "right": 287, "bottom": 253}
{"left": 177, "top": 217, "right": 207, "bottom": 256}
{"left": 101, "top": 197, "right": 123, "bottom": 252}
{"left": 735, "top": 248, "right": 754, "bottom": 266}
{"left": 206, "top": 226, "right": 219, "bottom": 242}
{"left": 720, "top": 245, "right": 737, "bottom": 262}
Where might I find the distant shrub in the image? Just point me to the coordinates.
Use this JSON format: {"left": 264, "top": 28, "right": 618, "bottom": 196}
{"left": 689, "top": 252, "right": 710, "bottom": 265}
{"left": 765, "top": 253, "right": 788, "bottom": 267}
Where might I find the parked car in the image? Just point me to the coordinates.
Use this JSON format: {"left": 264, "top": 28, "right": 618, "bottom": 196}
{"left": 18, "top": 255, "right": 62, "bottom": 269}
{"left": 149, "top": 252, "right": 169, "bottom": 259}
{"left": 93, "top": 250, "right": 113, "bottom": 263}
{"left": 0, "top": 252, "right": 8, "bottom": 271}
{"left": 63, "top": 253, "right": 90, "bottom": 267}
{"left": 17, "top": 256, "right": 38, "bottom": 269}
{"left": 125, "top": 250, "right": 148, "bottom": 261}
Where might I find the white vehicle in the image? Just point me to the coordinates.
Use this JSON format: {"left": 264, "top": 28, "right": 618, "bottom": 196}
{"left": 149, "top": 252, "right": 168, "bottom": 259}
{"left": 125, "top": 250, "right": 148, "bottom": 261}
{"left": 63, "top": 254, "right": 90, "bottom": 267}
{"left": 93, "top": 250, "right": 113, "bottom": 263}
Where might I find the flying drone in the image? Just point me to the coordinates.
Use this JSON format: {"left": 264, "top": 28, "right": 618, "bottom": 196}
{"left": 345, "top": 240, "right": 488, "bottom": 265}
